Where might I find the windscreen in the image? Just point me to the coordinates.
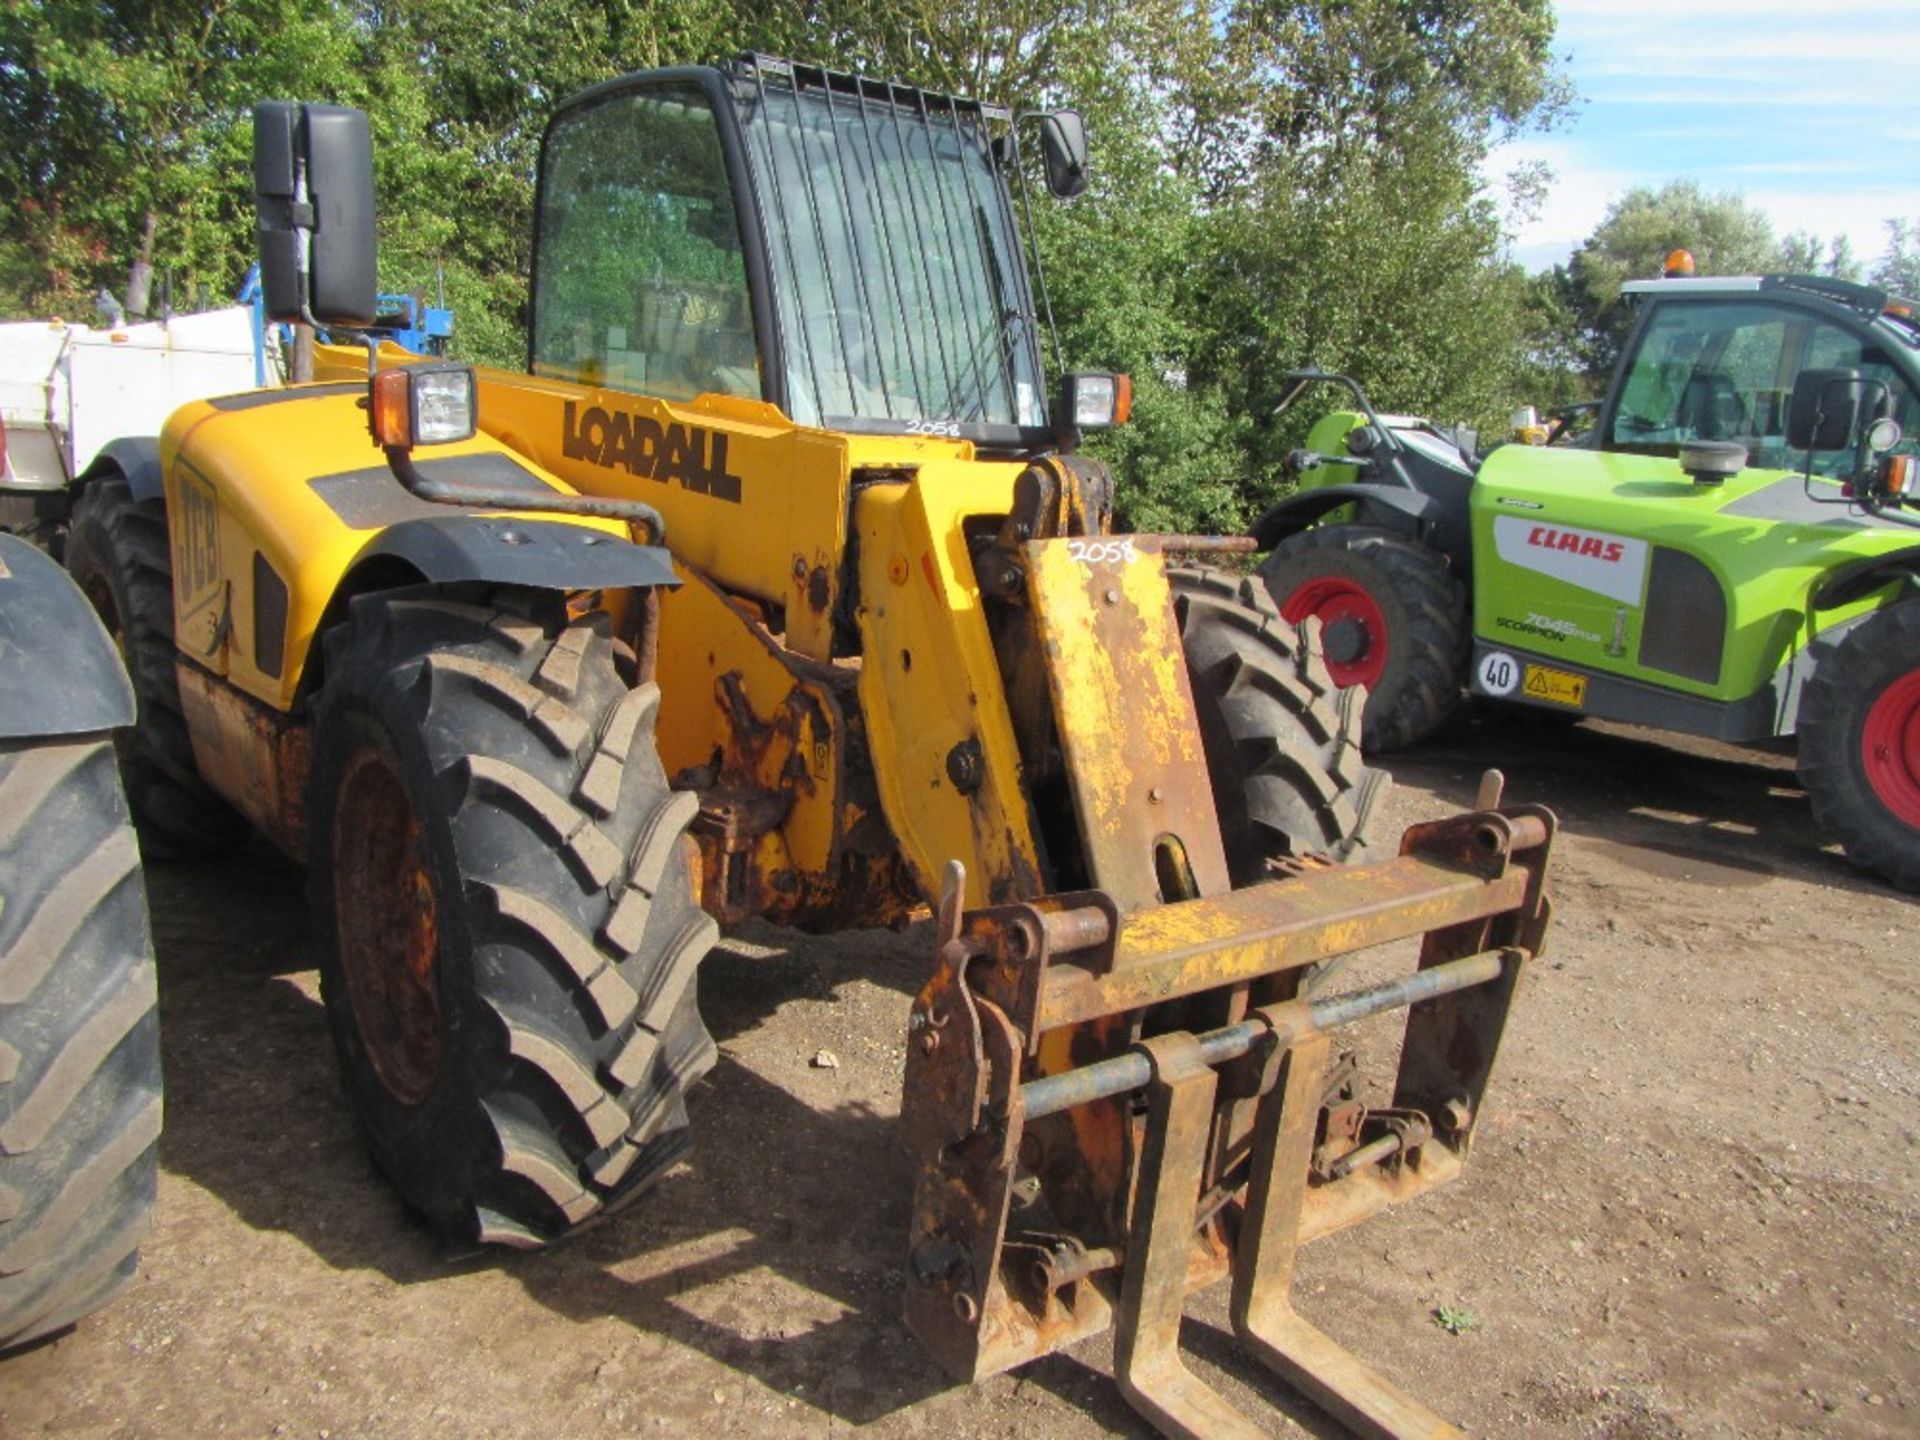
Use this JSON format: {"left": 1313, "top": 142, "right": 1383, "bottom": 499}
{"left": 1611, "top": 300, "right": 1920, "bottom": 475}
{"left": 736, "top": 69, "right": 1046, "bottom": 434}
{"left": 532, "top": 85, "right": 759, "bottom": 402}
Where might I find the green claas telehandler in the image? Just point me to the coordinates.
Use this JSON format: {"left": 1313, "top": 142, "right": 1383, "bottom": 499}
{"left": 1257, "top": 270, "right": 1920, "bottom": 891}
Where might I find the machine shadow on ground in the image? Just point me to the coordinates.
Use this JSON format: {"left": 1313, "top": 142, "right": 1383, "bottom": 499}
{"left": 1389, "top": 705, "right": 1898, "bottom": 899}
{"left": 143, "top": 849, "right": 1073, "bottom": 1428}
{"left": 144, "top": 839, "right": 1370, "bottom": 1433}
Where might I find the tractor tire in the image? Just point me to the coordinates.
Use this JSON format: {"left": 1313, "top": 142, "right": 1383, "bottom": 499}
{"left": 1170, "top": 567, "right": 1390, "bottom": 883}
{"left": 1796, "top": 599, "right": 1920, "bottom": 893}
{"left": 64, "top": 475, "right": 247, "bottom": 858}
{"left": 308, "top": 591, "right": 718, "bottom": 1248}
{"left": 0, "top": 735, "right": 161, "bottom": 1351}
{"left": 1256, "top": 524, "right": 1468, "bottom": 753}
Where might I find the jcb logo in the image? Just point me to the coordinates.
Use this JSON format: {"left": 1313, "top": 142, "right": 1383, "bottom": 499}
{"left": 176, "top": 469, "right": 221, "bottom": 603}
{"left": 562, "top": 401, "right": 743, "bottom": 504}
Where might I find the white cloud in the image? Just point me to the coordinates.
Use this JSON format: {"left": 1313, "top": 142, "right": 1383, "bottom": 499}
{"left": 1722, "top": 161, "right": 1879, "bottom": 178}
{"left": 1485, "top": 0, "right": 1920, "bottom": 270}
{"left": 1483, "top": 143, "right": 1914, "bottom": 273}
{"left": 1484, "top": 138, "right": 1635, "bottom": 266}
{"left": 1555, "top": 3, "right": 1920, "bottom": 90}
{"left": 1597, "top": 85, "right": 1900, "bottom": 108}
{"left": 1742, "top": 189, "right": 1914, "bottom": 252}
{"left": 1556, "top": 0, "right": 1915, "bottom": 22}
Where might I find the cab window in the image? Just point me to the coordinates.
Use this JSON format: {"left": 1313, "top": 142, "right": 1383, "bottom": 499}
{"left": 1804, "top": 326, "right": 1920, "bottom": 469}
{"left": 532, "top": 85, "right": 760, "bottom": 402}
{"left": 1609, "top": 300, "right": 1920, "bottom": 475}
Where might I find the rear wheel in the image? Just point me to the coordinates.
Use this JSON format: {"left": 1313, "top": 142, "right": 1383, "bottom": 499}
{"left": 1797, "top": 600, "right": 1920, "bottom": 893}
{"left": 64, "top": 474, "right": 247, "bottom": 857}
{"left": 1256, "top": 524, "right": 1467, "bottom": 752}
{"left": 309, "top": 590, "right": 718, "bottom": 1247}
{"left": 1170, "top": 568, "right": 1389, "bottom": 882}
{"left": 0, "top": 735, "right": 160, "bottom": 1351}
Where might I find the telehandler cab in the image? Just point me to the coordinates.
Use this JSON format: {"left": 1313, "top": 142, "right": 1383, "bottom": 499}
{"left": 65, "top": 57, "right": 1556, "bottom": 1438}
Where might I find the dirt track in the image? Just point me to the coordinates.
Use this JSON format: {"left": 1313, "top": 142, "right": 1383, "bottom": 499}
{"left": 3, "top": 710, "right": 1915, "bottom": 1439}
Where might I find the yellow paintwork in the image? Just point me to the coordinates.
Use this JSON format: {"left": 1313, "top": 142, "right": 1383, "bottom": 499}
{"left": 345, "top": 342, "right": 1049, "bottom": 909}
{"left": 161, "top": 383, "right": 626, "bottom": 711}
{"left": 1025, "top": 538, "right": 1229, "bottom": 911}
{"left": 466, "top": 362, "right": 973, "bottom": 662}
{"left": 852, "top": 464, "right": 1043, "bottom": 907}
{"left": 652, "top": 567, "right": 841, "bottom": 884}
{"left": 315, "top": 345, "right": 979, "bottom": 655}
{"left": 220, "top": 349, "right": 1059, "bottom": 912}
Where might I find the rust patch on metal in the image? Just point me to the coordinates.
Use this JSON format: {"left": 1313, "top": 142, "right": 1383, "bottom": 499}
{"left": 332, "top": 745, "right": 442, "bottom": 1107}
{"left": 901, "top": 801, "right": 1556, "bottom": 1438}
{"left": 1023, "top": 537, "right": 1230, "bottom": 915}
{"left": 175, "top": 659, "right": 310, "bottom": 859}
{"left": 1155, "top": 534, "right": 1259, "bottom": 554}
{"left": 680, "top": 664, "right": 916, "bottom": 933}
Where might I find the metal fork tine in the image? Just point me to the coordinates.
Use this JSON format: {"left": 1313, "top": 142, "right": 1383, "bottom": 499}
{"left": 1232, "top": 1026, "right": 1466, "bottom": 1440}
{"left": 1113, "top": 1032, "right": 1268, "bottom": 1440}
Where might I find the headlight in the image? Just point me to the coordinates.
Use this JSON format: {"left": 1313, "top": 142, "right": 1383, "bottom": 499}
{"left": 1062, "top": 372, "right": 1133, "bottom": 429}
{"left": 371, "top": 362, "right": 476, "bottom": 448}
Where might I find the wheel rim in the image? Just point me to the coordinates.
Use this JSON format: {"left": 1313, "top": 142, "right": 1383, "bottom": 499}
{"left": 1861, "top": 668, "right": 1920, "bottom": 828}
{"left": 1280, "top": 577, "right": 1389, "bottom": 690}
{"left": 334, "top": 746, "right": 443, "bottom": 1105}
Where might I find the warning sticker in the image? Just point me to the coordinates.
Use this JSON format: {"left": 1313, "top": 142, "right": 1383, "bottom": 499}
{"left": 1522, "top": 664, "right": 1587, "bottom": 708}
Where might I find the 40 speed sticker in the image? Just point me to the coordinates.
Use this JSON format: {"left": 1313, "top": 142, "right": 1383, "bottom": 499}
{"left": 1477, "top": 650, "right": 1521, "bottom": 696}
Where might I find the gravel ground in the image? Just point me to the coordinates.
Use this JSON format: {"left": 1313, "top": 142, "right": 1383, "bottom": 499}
{"left": 3, "top": 708, "right": 1914, "bottom": 1439}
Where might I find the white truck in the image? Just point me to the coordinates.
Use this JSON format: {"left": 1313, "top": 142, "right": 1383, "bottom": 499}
{"left": 0, "top": 306, "right": 274, "bottom": 540}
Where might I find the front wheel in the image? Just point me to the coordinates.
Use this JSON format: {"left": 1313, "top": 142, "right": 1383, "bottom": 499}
{"left": 1256, "top": 524, "right": 1467, "bottom": 753}
{"left": 1797, "top": 600, "right": 1920, "bottom": 893}
{"left": 1170, "top": 568, "right": 1390, "bottom": 883}
{"left": 309, "top": 590, "right": 718, "bottom": 1248}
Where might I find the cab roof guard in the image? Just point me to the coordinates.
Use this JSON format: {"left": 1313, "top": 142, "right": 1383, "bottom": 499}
{"left": 1622, "top": 272, "right": 1912, "bottom": 320}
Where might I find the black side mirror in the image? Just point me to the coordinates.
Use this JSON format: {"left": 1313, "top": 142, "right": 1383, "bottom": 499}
{"left": 253, "top": 102, "right": 377, "bottom": 327}
{"left": 1038, "top": 110, "right": 1090, "bottom": 199}
{"left": 1786, "top": 367, "right": 1864, "bottom": 452}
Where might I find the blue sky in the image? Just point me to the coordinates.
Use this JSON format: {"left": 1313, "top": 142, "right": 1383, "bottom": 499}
{"left": 1488, "top": 0, "right": 1920, "bottom": 273}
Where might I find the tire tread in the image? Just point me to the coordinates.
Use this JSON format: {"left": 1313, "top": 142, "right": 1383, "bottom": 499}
{"left": 0, "top": 737, "right": 160, "bottom": 1352}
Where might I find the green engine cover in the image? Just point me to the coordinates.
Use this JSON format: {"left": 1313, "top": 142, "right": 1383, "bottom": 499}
{"left": 1466, "top": 447, "right": 1917, "bottom": 741}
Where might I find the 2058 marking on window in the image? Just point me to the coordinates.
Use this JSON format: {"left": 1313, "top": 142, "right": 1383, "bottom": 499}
{"left": 1066, "top": 537, "right": 1137, "bottom": 567}
{"left": 906, "top": 419, "right": 961, "bottom": 437}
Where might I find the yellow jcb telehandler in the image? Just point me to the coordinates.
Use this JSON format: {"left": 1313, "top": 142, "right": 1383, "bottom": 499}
{"left": 63, "top": 57, "right": 1555, "bottom": 1438}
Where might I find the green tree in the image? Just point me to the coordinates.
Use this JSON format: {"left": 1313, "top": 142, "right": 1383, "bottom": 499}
{"left": 0, "top": 0, "right": 1570, "bottom": 533}
{"left": 1782, "top": 231, "right": 1865, "bottom": 282}
{"left": 1562, "top": 181, "right": 1782, "bottom": 378}
{"left": 1183, "top": 1, "right": 1565, "bottom": 501}
{"left": 0, "top": 0, "right": 363, "bottom": 318}
{"left": 356, "top": 0, "right": 751, "bottom": 366}
{"left": 1517, "top": 264, "right": 1592, "bottom": 416}
{"left": 1872, "top": 219, "right": 1920, "bottom": 298}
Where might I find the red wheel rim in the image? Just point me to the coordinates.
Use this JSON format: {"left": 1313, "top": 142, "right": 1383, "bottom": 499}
{"left": 334, "top": 746, "right": 443, "bottom": 1105}
{"left": 1861, "top": 668, "right": 1920, "bottom": 828}
{"left": 1281, "top": 577, "right": 1389, "bottom": 690}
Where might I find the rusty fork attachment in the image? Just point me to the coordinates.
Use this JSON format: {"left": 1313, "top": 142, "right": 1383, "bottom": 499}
{"left": 902, "top": 799, "right": 1555, "bottom": 1439}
